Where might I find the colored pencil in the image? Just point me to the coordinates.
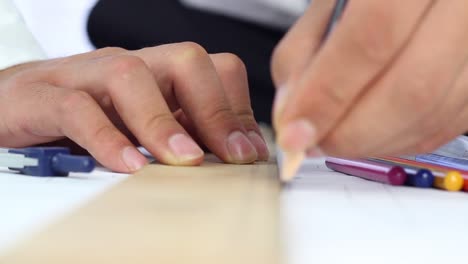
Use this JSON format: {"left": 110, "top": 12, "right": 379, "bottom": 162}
{"left": 326, "top": 157, "right": 407, "bottom": 186}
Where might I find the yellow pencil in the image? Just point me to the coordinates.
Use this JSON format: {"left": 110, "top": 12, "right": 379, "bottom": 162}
{"left": 432, "top": 171, "right": 463, "bottom": 192}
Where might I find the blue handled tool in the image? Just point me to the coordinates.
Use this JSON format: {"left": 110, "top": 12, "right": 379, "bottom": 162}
{"left": 0, "top": 147, "right": 95, "bottom": 176}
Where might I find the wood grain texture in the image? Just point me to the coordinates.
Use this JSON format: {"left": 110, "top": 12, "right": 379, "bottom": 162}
{"left": 1, "top": 157, "right": 282, "bottom": 264}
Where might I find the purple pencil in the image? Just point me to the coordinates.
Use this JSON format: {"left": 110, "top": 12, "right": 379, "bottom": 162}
{"left": 326, "top": 157, "right": 407, "bottom": 186}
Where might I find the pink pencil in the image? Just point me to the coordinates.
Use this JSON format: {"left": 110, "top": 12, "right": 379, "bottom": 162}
{"left": 326, "top": 157, "right": 407, "bottom": 186}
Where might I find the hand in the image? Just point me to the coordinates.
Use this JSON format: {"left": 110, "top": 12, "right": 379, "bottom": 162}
{"left": 0, "top": 42, "right": 269, "bottom": 172}
{"left": 271, "top": 0, "right": 468, "bottom": 157}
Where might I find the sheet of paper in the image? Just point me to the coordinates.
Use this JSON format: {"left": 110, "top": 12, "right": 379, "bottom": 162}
{"left": 282, "top": 157, "right": 468, "bottom": 264}
{"left": 0, "top": 167, "right": 128, "bottom": 254}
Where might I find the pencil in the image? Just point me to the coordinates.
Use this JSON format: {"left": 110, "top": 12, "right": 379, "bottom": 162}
{"left": 325, "top": 157, "right": 407, "bottom": 186}
{"left": 280, "top": 0, "right": 348, "bottom": 182}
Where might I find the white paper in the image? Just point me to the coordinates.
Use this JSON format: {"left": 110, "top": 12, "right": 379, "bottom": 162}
{"left": 0, "top": 167, "right": 128, "bottom": 254}
{"left": 282, "top": 157, "right": 468, "bottom": 264}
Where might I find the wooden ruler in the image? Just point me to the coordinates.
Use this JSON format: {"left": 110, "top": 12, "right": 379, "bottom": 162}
{"left": 1, "top": 157, "right": 282, "bottom": 264}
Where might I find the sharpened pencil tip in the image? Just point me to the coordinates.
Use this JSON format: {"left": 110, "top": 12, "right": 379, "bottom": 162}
{"left": 280, "top": 151, "right": 305, "bottom": 182}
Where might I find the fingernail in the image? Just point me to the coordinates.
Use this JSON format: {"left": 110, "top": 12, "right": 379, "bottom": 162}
{"left": 226, "top": 131, "right": 258, "bottom": 163}
{"left": 306, "top": 147, "right": 325, "bottom": 158}
{"left": 273, "top": 86, "right": 289, "bottom": 126}
{"left": 278, "top": 119, "right": 317, "bottom": 153}
{"left": 248, "top": 131, "right": 270, "bottom": 161}
{"left": 122, "top": 146, "right": 148, "bottom": 172}
{"left": 168, "top": 133, "right": 204, "bottom": 162}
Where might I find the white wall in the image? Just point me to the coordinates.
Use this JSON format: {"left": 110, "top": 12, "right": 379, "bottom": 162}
{"left": 13, "top": 0, "right": 98, "bottom": 58}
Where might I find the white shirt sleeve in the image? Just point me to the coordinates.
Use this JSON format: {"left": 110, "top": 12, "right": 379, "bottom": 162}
{"left": 179, "top": 0, "right": 309, "bottom": 29}
{"left": 0, "top": 0, "right": 45, "bottom": 70}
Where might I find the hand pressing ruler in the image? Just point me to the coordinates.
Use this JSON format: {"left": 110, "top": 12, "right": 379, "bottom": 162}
{"left": 1, "top": 158, "right": 282, "bottom": 264}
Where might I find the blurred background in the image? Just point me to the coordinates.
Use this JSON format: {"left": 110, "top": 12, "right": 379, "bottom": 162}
{"left": 13, "top": 0, "right": 96, "bottom": 57}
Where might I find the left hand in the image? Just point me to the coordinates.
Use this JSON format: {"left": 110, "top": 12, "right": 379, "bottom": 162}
{"left": 0, "top": 43, "right": 269, "bottom": 172}
{"left": 271, "top": 0, "right": 468, "bottom": 157}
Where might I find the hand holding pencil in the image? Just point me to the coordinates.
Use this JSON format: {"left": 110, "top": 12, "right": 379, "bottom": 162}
{"left": 271, "top": 0, "right": 468, "bottom": 181}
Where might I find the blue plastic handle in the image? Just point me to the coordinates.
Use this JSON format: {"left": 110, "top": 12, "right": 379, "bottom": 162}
{"left": 51, "top": 153, "right": 95, "bottom": 174}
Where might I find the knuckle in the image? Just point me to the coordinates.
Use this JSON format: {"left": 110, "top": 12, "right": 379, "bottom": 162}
{"left": 89, "top": 125, "right": 130, "bottom": 155}
{"left": 235, "top": 108, "right": 257, "bottom": 129}
{"left": 93, "top": 124, "right": 126, "bottom": 145}
{"left": 96, "top": 47, "right": 127, "bottom": 55}
{"left": 203, "top": 105, "right": 236, "bottom": 126}
{"left": 175, "top": 41, "right": 209, "bottom": 62}
{"left": 215, "top": 53, "right": 247, "bottom": 76}
{"left": 350, "top": 32, "right": 394, "bottom": 66}
{"left": 106, "top": 55, "right": 148, "bottom": 80}
{"left": 317, "top": 79, "right": 347, "bottom": 107}
{"left": 144, "top": 112, "right": 176, "bottom": 132}
{"left": 92, "top": 124, "right": 118, "bottom": 143}
{"left": 235, "top": 107, "right": 255, "bottom": 118}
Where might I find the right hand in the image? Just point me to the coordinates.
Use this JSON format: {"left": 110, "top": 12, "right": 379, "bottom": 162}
{"left": 0, "top": 43, "right": 269, "bottom": 173}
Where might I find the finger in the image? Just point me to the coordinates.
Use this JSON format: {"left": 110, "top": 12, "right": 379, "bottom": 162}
{"left": 392, "top": 63, "right": 468, "bottom": 155}
{"left": 5, "top": 83, "right": 147, "bottom": 172}
{"left": 271, "top": 0, "right": 337, "bottom": 87}
{"left": 276, "top": 0, "right": 434, "bottom": 153}
{"left": 210, "top": 53, "right": 269, "bottom": 161}
{"left": 319, "top": 0, "right": 468, "bottom": 157}
{"left": 133, "top": 43, "right": 258, "bottom": 164}
{"left": 71, "top": 54, "right": 206, "bottom": 166}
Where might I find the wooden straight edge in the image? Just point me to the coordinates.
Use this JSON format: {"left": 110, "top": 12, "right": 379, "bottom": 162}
{"left": 1, "top": 158, "right": 283, "bottom": 264}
